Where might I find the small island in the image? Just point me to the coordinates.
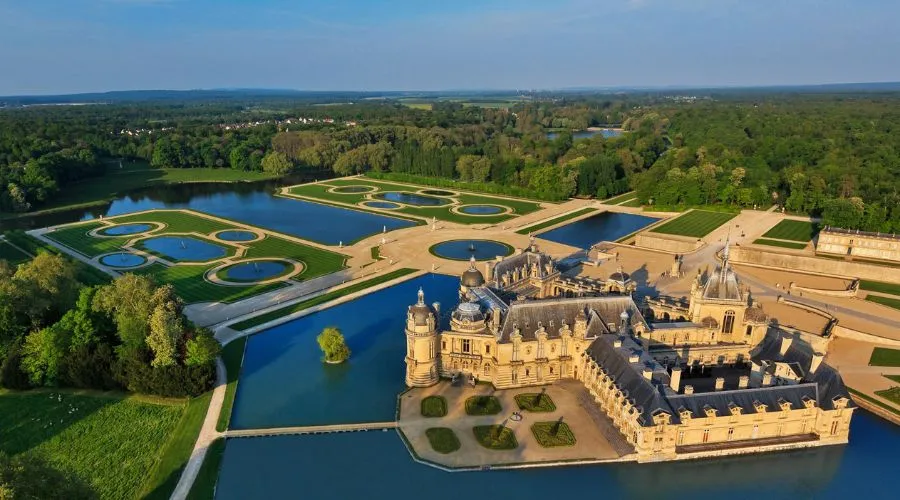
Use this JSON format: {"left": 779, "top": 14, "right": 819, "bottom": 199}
{"left": 317, "top": 327, "right": 351, "bottom": 364}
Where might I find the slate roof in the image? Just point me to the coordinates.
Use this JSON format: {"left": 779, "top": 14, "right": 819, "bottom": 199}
{"left": 702, "top": 261, "right": 743, "bottom": 301}
{"left": 497, "top": 296, "right": 648, "bottom": 343}
{"left": 668, "top": 384, "right": 820, "bottom": 419}
{"left": 491, "top": 249, "right": 554, "bottom": 283}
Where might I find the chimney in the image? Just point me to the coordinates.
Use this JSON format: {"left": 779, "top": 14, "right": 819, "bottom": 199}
{"left": 810, "top": 352, "right": 825, "bottom": 374}
{"left": 614, "top": 338, "right": 623, "bottom": 348}
{"left": 629, "top": 353, "right": 640, "bottom": 363}
{"left": 715, "top": 377, "right": 725, "bottom": 391}
{"left": 642, "top": 367, "right": 653, "bottom": 381}
{"left": 738, "top": 376, "right": 749, "bottom": 389}
{"left": 670, "top": 366, "right": 682, "bottom": 392}
{"left": 684, "top": 385, "right": 694, "bottom": 395}
{"left": 762, "top": 373, "right": 773, "bottom": 386}
{"left": 779, "top": 336, "right": 793, "bottom": 356}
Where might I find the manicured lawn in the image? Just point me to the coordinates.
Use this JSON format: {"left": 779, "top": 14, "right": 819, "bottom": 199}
{"left": 516, "top": 208, "right": 596, "bottom": 235}
{"left": 45, "top": 222, "right": 132, "bottom": 257}
{"left": 620, "top": 198, "right": 643, "bottom": 207}
{"left": 869, "top": 347, "right": 900, "bottom": 367}
{"left": 860, "top": 280, "right": 900, "bottom": 297}
{"left": 243, "top": 235, "right": 347, "bottom": 280}
{"left": 136, "top": 263, "right": 286, "bottom": 304}
{"left": 216, "top": 337, "right": 247, "bottom": 432}
{"left": 650, "top": 210, "right": 737, "bottom": 238}
{"left": 514, "top": 392, "right": 557, "bottom": 412}
{"left": 420, "top": 396, "right": 448, "bottom": 418}
{"left": 531, "top": 421, "right": 577, "bottom": 447}
{"left": 187, "top": 437, "right": 225, "bottom": 500}
{"left": 472, "top": 425, "right": 518, "bottom": 450}
{"left": 230, "top": 268, "right": 418, "bottom": 330}
{"left": 465, "top": 395, "right": 502, "bottom": 416}
{"left": 762, "top": 220, "right": 820, "bottom": 242}
{"left": 875, "top": 387, "right": 900, "bottom": 406}
{"left": 142, "top": 391, "right": 213, "bottom": 500}
{"left": 0, "top": 239, "right": 31, "bottom": 264}
{"left": 425, "top": 428, "right": 461, "bottom": 454}
{"left": 112, "top": 210, "right": 232, "bottom": 235}
{"left": 602, "top": 192, "right": 636, "bottom": 205}
{"left": 0, "top": 391, "right": 184, "bottom": 500}
{"left": 866, "top": 295, "right": 900, "bottom": 312}
{"left": 4, "top": 231, "right": 112, "bottom": 286}
{"left": 370, "top": 246, "right": 381, "bottom": 260}
{"left": 753, "top": 238, "right": 808, "bottom": 250}
{"left": 887, "top": 375, "right": 900, "bottom": 383}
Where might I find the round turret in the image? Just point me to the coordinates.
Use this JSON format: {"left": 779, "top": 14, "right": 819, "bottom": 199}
{"left": 461, "top": 255, "right": 485, "bottom": 288}
{"left": 409, "top": 287, "right": 436, "bottom": 327}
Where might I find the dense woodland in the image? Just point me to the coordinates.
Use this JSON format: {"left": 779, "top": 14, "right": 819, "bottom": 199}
{"left": 2, "top": 93, "right": 900, "bottom": 232}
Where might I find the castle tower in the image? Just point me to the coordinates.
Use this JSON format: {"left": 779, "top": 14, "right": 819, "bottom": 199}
{"left": 405, "top": 287, "right": 440, "bottom": 387}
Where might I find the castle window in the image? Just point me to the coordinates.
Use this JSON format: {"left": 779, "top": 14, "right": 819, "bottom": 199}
{"left": 525, "top": 368, "right": 530, "bottom": 378}
{"left": 429, "top": 340, "right": 434, "bottom": 360}
{"left": 831, "top": 421, "right": 839, "bottom": 435}
{"left": 484, "top": 364, "right": 491, "bottom": 375}
{"left": 512, "top": 342, "right": 520, "bottom": 361}
{"left": 512, "top": 370, "right": 518, "bottom": 383}
{"left": 722, "top": 310, "right": 736, "bottom": 334}
{"left": 727, "top": 428, "right": 734, "bottom": 441}
{"left": 462, "top": 339, "right": 471, "bottom": 354}
{"left": 442, "top": 341, "right": 446, "bottom": 351}
{"left": 549, "top": 366, "right": 554, "bottom": 375}
{"left": 677, "top": 431, "right": 684, "bottom": 445}
{"left": 745, "top": 325, "right": 753, "bottom": 337}
{"left": 485, "top": 344, "right": 491, "bottom": 355}
{"left": 702, "top": 430, "right": 709, "bottom": 443}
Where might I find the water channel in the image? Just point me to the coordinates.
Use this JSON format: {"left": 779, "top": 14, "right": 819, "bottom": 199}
{"left": 538, "top": 212, "right": 659, "bottom": 249}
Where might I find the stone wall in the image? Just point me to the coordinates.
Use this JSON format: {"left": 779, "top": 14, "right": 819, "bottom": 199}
{"left": 817, "top": 229, "right": 900, "bottom": 263}
{"left": 730, "top": 246, "right": 900, "bottom": 283}
{"left": 635, "top": 233, "right": 703, "bottom": 254}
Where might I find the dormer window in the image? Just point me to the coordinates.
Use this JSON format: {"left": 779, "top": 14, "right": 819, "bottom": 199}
{"left": 679, "top": 408, "right": 692, "bottom": 421}
{"left": 728, "top": 403, "right": 743, "bottom": 416}
{"left": 832, "top": 395, "right": 849, "bottom": 410}
{"left": 802, "top": 396, "right": 817, "bottom": 409}
{"left": 703, "top": 406, "right": 717, "bottom": 418}
{"left": 753, "top": 400, "right": 768, "bottom": 413}
{"left": 778, "top": 398, "right": 792, "bottom": 412}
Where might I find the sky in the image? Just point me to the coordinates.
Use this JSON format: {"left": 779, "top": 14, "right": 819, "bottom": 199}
{"left": 1, "top": 0, "right": 899, "bottom": 95}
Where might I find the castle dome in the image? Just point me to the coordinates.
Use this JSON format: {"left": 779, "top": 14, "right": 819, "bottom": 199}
{"left": 461, "top": 255, "right": 485, "bottom": 287}
{"left": 409, "top": 288, "right": 435, "bottom": 326}
{"left": 452, "top": 301, "right": 485, "bottom": 323}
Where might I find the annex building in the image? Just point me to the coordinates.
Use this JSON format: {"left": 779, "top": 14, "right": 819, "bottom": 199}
{"left": 816, "top": 226, "right": 900, "bottom": 264}
{"left": 404, "top": 243, "right": 855, "bottom": 461}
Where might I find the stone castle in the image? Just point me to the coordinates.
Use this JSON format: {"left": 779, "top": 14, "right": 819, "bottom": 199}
{"left": 404, "top": 243, "right": 855, "bottom": 461}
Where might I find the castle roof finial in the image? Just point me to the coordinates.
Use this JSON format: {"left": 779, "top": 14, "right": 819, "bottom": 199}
{"left": 417, "top": 287, "right": 425, "bottom": 305}
{"left": 469, "top": 254, "right": 477, "bottom": 268}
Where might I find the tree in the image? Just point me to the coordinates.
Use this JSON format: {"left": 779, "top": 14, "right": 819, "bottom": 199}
{"left": 147, "top": 305, "right": 183, "bottom": 368}
{"left": 92, "top": 274, "right": 165, "bottom": 355}
{"left": 0, "top": 452, "right": 94, "bottom": 500}
{"left": 185, "top": 329, "right": 221, "bottom": 366}
{"left": 260, "top": 151, "right": 292, "bottom": 175}
{"left": 21, "top": 323, "right": 70, "bottom": 386}
{"left": 13, "top": 253, "right": 78, "bottom": 325}
{"left": 316, "top": 327, "right": 350, "bottom": 363}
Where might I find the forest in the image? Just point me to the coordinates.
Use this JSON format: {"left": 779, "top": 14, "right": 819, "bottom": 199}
{"left": 2, "top": 92, "right": 900, "bottom": 231}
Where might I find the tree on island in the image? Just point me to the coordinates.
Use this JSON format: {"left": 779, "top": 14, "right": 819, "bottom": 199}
{"left": 317, "top": 327, "right": 350, "bottom": 364}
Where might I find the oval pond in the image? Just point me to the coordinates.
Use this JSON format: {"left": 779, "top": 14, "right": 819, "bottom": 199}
{"left": 99, "top": 223, "right": 153, "bottom": 236}
{"left": 332, "top": 186, "right": 375, "bottom": 194}
{"left": 221, "top": 261, "right": 290, "bottom": 282}
{"left": 377, "top": 192, "right": 449, "bottom": 206}
{"left": 430, "top": 239, "right": 513, "bottom": 261}
{"left": 139, "top": 236, "right": 228, "bottom": 262}
{"left": 217, "top": 230, "right": 259, "bottom": 242}
{"left": 362, "top": 201, "right": 402, "bottom": 210}
{"left": 99, "top": 252, "right": 147, "bottom": 268}
{"left": 420, "top": 189, "right": 455, "bottom": 196}
{"left": 458, "top": 204, "right": 505, "bottom": 215}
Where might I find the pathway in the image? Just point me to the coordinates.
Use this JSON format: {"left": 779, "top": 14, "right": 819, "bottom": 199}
{"left": 27, "top": 228, "right": 121, "bottom": 278}
{"left": 225, "top": 421, "right": 397, "bottom": 438}
{"left": 170, "top": 357, "right": 227, "bottom": 500}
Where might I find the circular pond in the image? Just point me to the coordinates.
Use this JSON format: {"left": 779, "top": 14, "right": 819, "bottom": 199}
{"left": 99, "top": 252, "right": 147, "bottom": 268}
{"left": 139, "top": 236, "right": 228, "bottom": 262}
{"left": 362, "top": 201, "right": 402, "bottom": 210}
{"left": 332, "top": 185, "right": 376, "bottom": 194}
{"left": 420, "top": 189, "right": 456, "bottom": 196}
{"left": 99, "top": 223, "right": 153, "bottom": 236}
{"left": 429, "top": 239, "right": 514, "bottom": 261}
{"left": 458, "top": 204, "right": 505, "bottom": 215}
{"left": 377, "top": 192, "right": 449, "bottom": 207}
{"left": 219, "top": 260, "right": 291, "bottom": 282}
{"left": 217, "top": 230, "right": 260, "bottom": 242}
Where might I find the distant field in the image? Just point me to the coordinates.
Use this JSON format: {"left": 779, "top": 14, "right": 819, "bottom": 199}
{"left": 753, "top": 238, "right": 807, "bottom": 250}
{"left": 650, "top": 210, "right": 737, "bottom": 238}
{"left": 516, "top": 208, "right": 596, "bottom": 235}
{"left": 762, "top": 220, "right": 820, "bottom": 242}
{"left": 859, "top": 280, "right": 900, "bottom": 297}
{"left": 0, "top": 391, "right": 184, "bottom": 500}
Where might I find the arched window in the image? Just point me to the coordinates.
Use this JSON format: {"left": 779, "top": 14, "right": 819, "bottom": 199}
{"left": 722, "top": 310, "right": 736, "bottom": 334}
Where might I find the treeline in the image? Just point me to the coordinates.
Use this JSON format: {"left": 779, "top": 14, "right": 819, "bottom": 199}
{"left": 0, "top": 252, "right": 219, "bottom": 397}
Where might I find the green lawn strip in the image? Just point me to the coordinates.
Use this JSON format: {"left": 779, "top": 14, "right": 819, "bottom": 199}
{"left": 762, "top": 220, "right": 820, "bottom": 242}
{"left": 5, "top": 231, "right": 112, "bottom": 286}
{"left": 887, "top": 375, "right": 900, "bottom": 384}
{"left": 869, "top": 347, "right": 900, "bottom": 367}
{"left": 44, "top": 222, "right": 130, "bottom": 257}
{"left": 0, "top": 240, "right": 31, "bottom": 264}
{"left": 865, "top": 295, "right": 900, "bottom": 312}
{"left": 650, "top": 210, "right": 737, "bottom": 238}
{"left": 111, "top": 210, "right": 233, "bottom": 235}
{"left": 531, "top": 421, "right": 577, "bottom": 447}
{"left": 0, "top": 391, "right": 184, "bottom": 499}
{"left": 465, "top": 396, "right": 502, "bottom": 416}
{"left": 847, "top": 387, "right": 900, "bottom": 417}
{"left": 753, "top": 238, "right": 808, "bottom": 250}
{"left": 230, "top": 268, "right": 418, "bottom": 331}
{"left": 859, "top": 280, "right": 900, "bottom": 297}
{"left": 516, "top": 208, "right": 596, "bottom": 235}
{"left": 216, "top": 337, "right": 247, "bottom": 432}
{"left": 135, "top": 263, "right": 286, "bottom": 304}
{"left": 472, "top": 425, "right": 518, "bottom": 450}
{"left": 243, "top": 235, "right": 347, "bottom": 280}
{"left": 141, "top": 391, "right": 213, "bottom": 500}
{"left": 514, "top": 393, "right": 557, "bottom": 412}
{"left": 602, "top": 192, "right": 636, "bottom": 205}
{"left": 420, "top": 396, "right": 448, "bottom": 417}
{"left": 186, "top": 438, "right": 226, "bottom": 500}
{"left": 620, "top": 198, "right": 643, "bottom": 207}
{"left": 289, "top": 183, "right": 370, "bottom": 205}
{"left": 365, "top": 172, "right": 553, "bottom": 202}
{"left": 425, "top": 428, "right": 461, "bottom": 454}
{"left": 370, "top": 246, "right": 381, "bottom": 260}
{"left": 875, "top": 387, "right": 900, "bottom": 406}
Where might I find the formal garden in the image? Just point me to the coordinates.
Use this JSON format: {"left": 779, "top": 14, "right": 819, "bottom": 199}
{"left": 42, "top": 209, "right": 347, "bottom": 304}
{"left": 649, "top": 210, "right": 737, "bottom": 238}
{"left": 514, "top": 392, "right": 557, "bottom": 412}
{"left": 287, "top": 177, "right": 543, "bottom": 225}
{"left": 421, "top": 395, "right": 448, "bottom": 418}
{"left": 472, "top": 425, "right": 518, "bottom": 450}
{"left": 465, "top": 395, "right": 503, "bottom": 416}
{"left": 425, "top": 428, "right": 461, "bottom": 454}
{"left": 531, "top": 421, "right": 577, "bottom": 448}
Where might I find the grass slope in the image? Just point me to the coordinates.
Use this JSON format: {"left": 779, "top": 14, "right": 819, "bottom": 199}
{"left": 763, "top": 220, "right": 820, "bottom": 242}
{"left": 0, "top": 240, "right": 31, "bottom": 264}
{"left": 216, "top": 337, "right": 247, "bottom": 432}
{"left": 866, "top": 295, "right": 900, "bottom": 312}
{"left": 753, "top": 238, "right": 808, "bottom": 250}
{"left": 602, "top": 192, "right": 636, "bottom": 205}
{"left": 0, "top": 391, "right": 184, "bottom": 500}
{"left": 869, "top": 347, "right": 900, "bottom": 367}
{"left": 186, "top": 438, "right": 226, "bottom": 500}
{"left": 650, "top": 210, "right": 737, "bottom": 238}
{"left": 516, "top": 208, "right": 596, "bottom": 235}
{"left": 859, "top": 280, "right": 900, "bottom": 297}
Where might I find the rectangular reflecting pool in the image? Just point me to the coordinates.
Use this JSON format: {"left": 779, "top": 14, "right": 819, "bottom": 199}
{"left": 229, "top": 273, "right": 460, "bottom": 429}
{"left": 215, "top": 412, "right": 898, "bottom": 500}
{"left": 538, "top": 211, "right": 658, "bottom": 249}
